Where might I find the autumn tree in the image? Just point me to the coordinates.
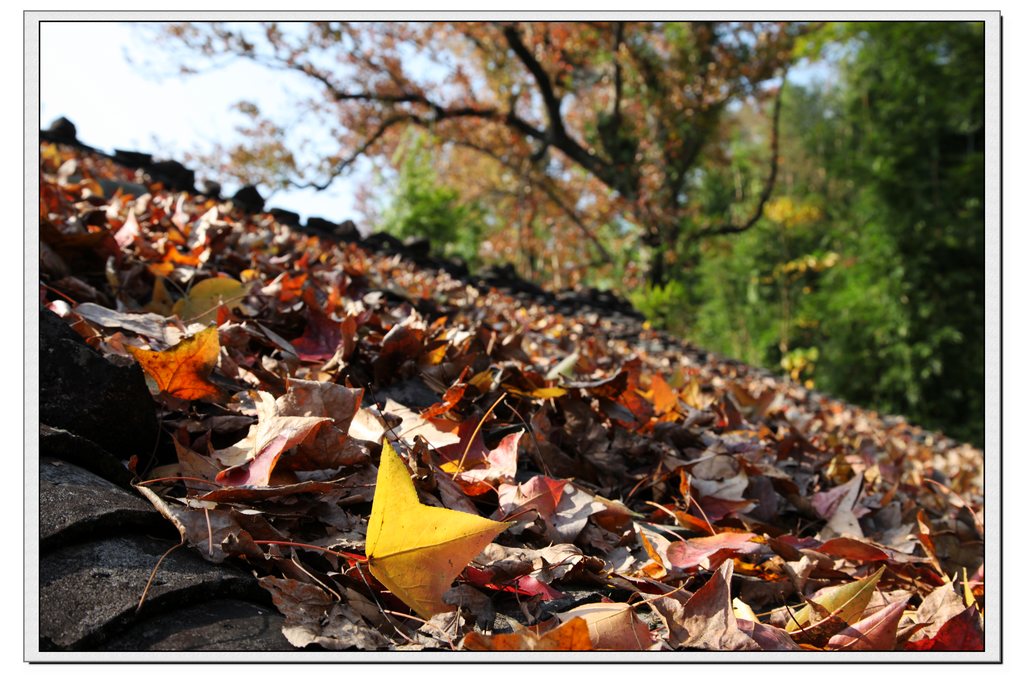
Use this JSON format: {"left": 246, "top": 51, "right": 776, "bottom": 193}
{"left": 150, "top": 21, "right": 804, "bottom": 286}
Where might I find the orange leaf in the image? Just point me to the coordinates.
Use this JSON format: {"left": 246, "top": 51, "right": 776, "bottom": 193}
{"left": 462, "top": 617, "right": 593, "bottom": 651}
{"left": 650, "top": 373, "right": 679, "bottom": 414}
{"left": 127, "top": 326, "right": 222, "bottom": 400}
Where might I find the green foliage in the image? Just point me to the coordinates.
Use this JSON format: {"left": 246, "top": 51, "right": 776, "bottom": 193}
{"left": 825, "top": 21, "right": 985, "bottom": 445}
{"left": 629, "top": 279, "right": 692, "bottom": 336}
{"left": 377, "top": 132, "right": 486, "bottom": 266}
{"left": 646, "top": 21, "right": 985, "bottom": 446}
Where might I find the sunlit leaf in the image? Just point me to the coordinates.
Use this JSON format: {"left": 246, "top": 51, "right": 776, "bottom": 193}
{"left": 127, "top": 326, "right": 222, "bottom": 401}
{"left": 366, "top": 441, "right": 510, "bottom": 618}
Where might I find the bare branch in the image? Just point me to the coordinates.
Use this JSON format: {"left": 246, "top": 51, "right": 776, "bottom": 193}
{"left": 502, "top": 23, "right": 565, "bottom": 137}
{"left": 290, "top": 114, "right": 410, "bottom": 191}
{"left": 612, "top": 22, "right": 625, "bottom": 124}
{"left": 696, "top": 70, "right": 788, "bottom": 239}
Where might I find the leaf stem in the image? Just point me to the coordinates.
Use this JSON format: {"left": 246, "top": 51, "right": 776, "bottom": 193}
{"left": 251, "top": 539, "right": 367, "bottom": 563}
{"left": 455, "top": 391, "right": 507, "bottom": 475}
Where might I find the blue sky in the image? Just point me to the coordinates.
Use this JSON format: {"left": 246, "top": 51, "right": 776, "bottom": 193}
{"left": 39, "top": 21, "right": 834, "bottom": 226}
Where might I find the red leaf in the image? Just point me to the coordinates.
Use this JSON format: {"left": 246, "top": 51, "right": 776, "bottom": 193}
{"left": 904, "top": 605, "right": 984, "bottom": 651}
{"left": 498, "top": 475, "right": 568, "bottom": 523}
{"left": 817, "top": 537, "right": 891, "bottom": 563}
{"left": 290, "top": 288, "right": 343, "bottom": 361}
{"left": 828, "top": 597, "right": 909, "bottom": 651}
{"left": 464, "top": 566, "right": 565, "bottom": 600}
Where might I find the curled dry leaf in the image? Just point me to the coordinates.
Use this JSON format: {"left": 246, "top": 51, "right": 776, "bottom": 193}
{"left": 557, "top": 602, "right": 653, "bottom": 650}
{"left": 447, "top": 430, "right": 523, "bottom": 495}
{"left": 673, "top": 560, "right": 759, "bottom": 650}
{"left": 549, "top": 483, "right": 606, "bottom": 543}
{"left": 827, "top": 596, "right": 909, "bottom": 651}
{"left": 276, "top": 378, "right": 366, "bottom": 470}
{"left": 497, "top": 475, "right": 568, "bottom": 525}
{"left": 260, "top": 576, "right": 391, "bottom": 650}
{"left": 75, "top": 302, "right": 178, "bottom": 344}
{"left": 666, "top": 532, "right": 763, "bottom": 571}
{"left": 689, "top": 455, "right": 749, "bottom": 501}
{"left": 213, "top": 390, "right": 332, "bottom": 487}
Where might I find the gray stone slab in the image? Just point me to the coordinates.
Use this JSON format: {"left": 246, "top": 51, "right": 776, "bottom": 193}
{"left": 40, "top": 534, "right": 256, "bottom": 650}
{"left": 101, "top": 599, "right": 293, "bottom": 651}
{"left": 40, "top": 425, "right": 135, "bottom": 488}
{"left": 39, "top": 457, "right": 163, "bottom": 549}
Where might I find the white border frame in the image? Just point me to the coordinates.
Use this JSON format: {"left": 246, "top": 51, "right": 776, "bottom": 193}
{"left": 24, "top": 10, "right": 1002, "bottom": 664}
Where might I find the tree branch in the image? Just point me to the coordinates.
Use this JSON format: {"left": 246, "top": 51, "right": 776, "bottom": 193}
{"left": 290, "top": 114, "right": 411, "bottom": 190}
{"left": 501, "top": 23, "right": 616, "bottom": 186}
{"left": 246, "top": 28, "right": 619, "bottom": 204}
{"left": 612, "top": 22, "right": 625, "bottom": 124}
{"left": 696, "top": 70, "right": 788, "bottom": 239}
{"left": 446, "top": 138, "right": 613, "bottom": 266}
{"left": 502, "top": 23, "right": 564, "bottom": 137}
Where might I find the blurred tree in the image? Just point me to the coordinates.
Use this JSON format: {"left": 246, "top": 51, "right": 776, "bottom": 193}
{"left": 375, "top": 130, "right": 486, "bottom": 267}
{"left": 151, "top": 21, "right": 805, "bottom": 286}
{"left": 635, "top": 22, "right": 986, "bottom": 445}
{"left": 820, "top": 21, "right": 985, "bottom": 445}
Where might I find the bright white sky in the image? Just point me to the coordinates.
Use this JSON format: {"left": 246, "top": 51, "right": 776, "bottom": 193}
{"left": 39, "top": 21, "right": 360, "bottom": 222}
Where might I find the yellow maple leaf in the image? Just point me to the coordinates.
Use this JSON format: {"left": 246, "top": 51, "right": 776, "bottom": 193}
{"left": 366, "top": 441, "right": 510, "bottom": 618}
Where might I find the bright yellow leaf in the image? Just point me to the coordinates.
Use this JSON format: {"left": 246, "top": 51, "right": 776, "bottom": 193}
{"left": 505, "top": 385, "right": 567, "bottom": 400}
{"left": 963, "top": 568, "right": 976, "bottom": 608}
{"left": 732, "top": 597, "right": 759, "bottom": 622}
{"left": 366, "top": 441, "right": 510, "bottom": 618}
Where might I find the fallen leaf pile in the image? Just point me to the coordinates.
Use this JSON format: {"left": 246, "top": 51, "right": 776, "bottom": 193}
{"left": 39, "top": 141, "right": 986, "bottom": 652}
